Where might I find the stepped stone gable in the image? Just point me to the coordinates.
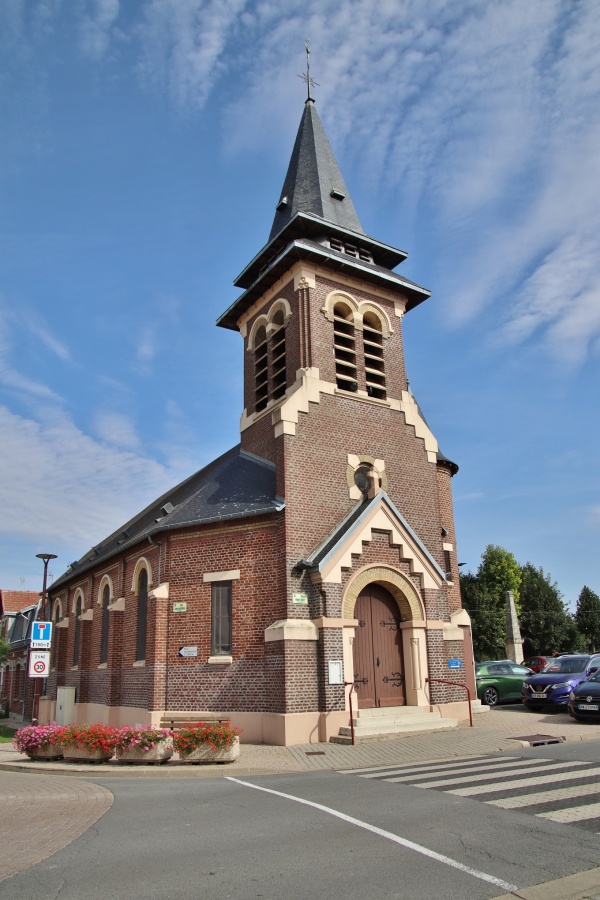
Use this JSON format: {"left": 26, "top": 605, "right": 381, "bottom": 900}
{"left": 34, "top": 95, "right": 474, "bottom": 745}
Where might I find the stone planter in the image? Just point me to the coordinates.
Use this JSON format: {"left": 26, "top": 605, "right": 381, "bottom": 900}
{"left": 62, "top": 746, "right": 114, "bottom": 763}
{"left": 116, "top": 738, "right": 173, "bottom": 765}
{"left": 178, "top": 736, "right": 240, "bottom": 765}
{"left": 26, "top": 745, "right": 64, "bottom": 761}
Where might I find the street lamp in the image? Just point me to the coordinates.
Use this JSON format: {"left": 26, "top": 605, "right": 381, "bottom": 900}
{"left": 32, "top": 553, "right": 57, "bottom": 722}
{"left": 36, "top": 553, "right": 57, "bottom": 621}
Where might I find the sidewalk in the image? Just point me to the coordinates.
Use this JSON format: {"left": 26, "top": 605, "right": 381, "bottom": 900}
{"left": 2, "top": 705, "right": 600, "bottom": 776}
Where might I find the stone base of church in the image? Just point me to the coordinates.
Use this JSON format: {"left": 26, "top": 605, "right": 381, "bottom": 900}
{"left": 38, "top": 700, "right": 483, "bottom": 745}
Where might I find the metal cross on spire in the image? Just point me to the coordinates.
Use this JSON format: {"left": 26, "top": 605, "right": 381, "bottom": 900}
{"left": 298, "top": 39, "right": 319, "bottom": 101}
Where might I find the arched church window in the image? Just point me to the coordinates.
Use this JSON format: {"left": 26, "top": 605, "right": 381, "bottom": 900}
{"left": 270, "top": 309, "right": 286, "bottom": 401}
{"left": 100, "top": 584, "right": 110, "bottom": 664}
{"left": 73, "top": 597, "right": 82, "bottom": 666}
{"left": 52, "top": 602, "right": 61, "bottom": 669}
{"left": 333, "top": 302, "right": 357, "bottom": 391}
{"left": 362, "top": 312, "right": 386, "bottom": 400}
{"left": 254, "top": 325, "right": 268, "bottom": 412}
{"left": 136, "top": 568, "right": 148, "bottom": 662}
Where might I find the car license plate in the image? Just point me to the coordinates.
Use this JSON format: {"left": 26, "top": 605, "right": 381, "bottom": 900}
{"left": 531, "top": 692, "right": 546, "bottom": 699}
{"left": 578, "top": 703, "right": 599, "bottom": 711}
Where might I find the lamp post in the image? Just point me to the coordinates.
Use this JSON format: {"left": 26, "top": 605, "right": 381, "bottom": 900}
{"left": 33, "top": 553, "right": 57, "bottom": 720}
{"left": 36, "top": 553, "right": 57, "bottom": 621}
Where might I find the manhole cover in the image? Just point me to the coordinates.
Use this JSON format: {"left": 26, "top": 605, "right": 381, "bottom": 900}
{"left": 509, "top": 734, "right": 564, "bottom": 746}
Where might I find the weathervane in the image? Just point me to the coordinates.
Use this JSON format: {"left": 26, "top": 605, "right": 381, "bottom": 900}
{"left": 298, "top": 39, "right": 319, "bottom": 101}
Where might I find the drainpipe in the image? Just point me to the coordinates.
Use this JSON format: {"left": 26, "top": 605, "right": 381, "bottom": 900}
{"left": 147, "top": 535, "right": 162, "bottom": 584}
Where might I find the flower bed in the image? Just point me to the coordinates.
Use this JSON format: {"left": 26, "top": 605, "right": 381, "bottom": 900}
{"left": 13, "top": 723, "right": 64, "bottom": 760}
{"left": 57, "top": 723, "right": 118, "bottom": 762}
{"left": 114, "top": 725, "right": 173, "bottom": 764}
{"left": 172, "top": 721, "right": 241, "bottom": 764}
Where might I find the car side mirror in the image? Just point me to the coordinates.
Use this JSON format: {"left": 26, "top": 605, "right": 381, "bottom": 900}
{"left": 589, "top": 666, "right": 599, "bottom": 675}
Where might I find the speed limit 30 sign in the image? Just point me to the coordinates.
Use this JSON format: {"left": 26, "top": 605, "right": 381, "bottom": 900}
{"left": 28, "top": 651, "right": 50, "bottom": 678}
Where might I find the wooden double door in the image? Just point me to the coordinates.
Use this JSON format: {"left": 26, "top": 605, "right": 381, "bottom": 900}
{"left": 353, "top": 584, "right": 406, "bottom": 708}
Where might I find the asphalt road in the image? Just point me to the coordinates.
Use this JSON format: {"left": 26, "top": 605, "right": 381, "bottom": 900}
{"left": 3, "top": 741, "right": 600, "bottom": 900}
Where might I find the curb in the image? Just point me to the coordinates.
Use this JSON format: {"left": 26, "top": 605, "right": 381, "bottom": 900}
{"left": 490, "top": 866, "right": 600, "bottom": 900}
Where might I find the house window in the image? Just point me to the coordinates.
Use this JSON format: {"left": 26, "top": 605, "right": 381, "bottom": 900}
{"left": 333, "top": 301, "right": 357, "bottom": 391}
{"left": 73, "top": 597, "right": 82, "bottom": 666}
{"left": 100, "top": 584, "right": 110, "bottom": 664}
{"left": 136, "top": 568, "right": 148, "bottom": 662}
{"left": 211, "top": 582, "right": 232, "bottom": 656}
{"left": 363, "top": 312, "right": 386, "bottom": 400}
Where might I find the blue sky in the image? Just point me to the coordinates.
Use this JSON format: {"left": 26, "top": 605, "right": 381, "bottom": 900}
{"left": 1, "top": 0, "right": 599, "bottom": 611}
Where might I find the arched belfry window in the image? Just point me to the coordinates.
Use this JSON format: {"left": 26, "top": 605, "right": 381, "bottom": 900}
{"left": 362, "top": 312, "right": 386, "bottom": 399}
{"left": 270, "top": 309, "right": 286, "bottom": 401}
{"left": 254, "top": 324, "right": 268, "bottom": 412}
{"left": 100, "top": 584, "right": 110, "bottom": 664}
{"left": 136, "top": 568, "right": 148, "bottom": 662}
{"left": 251, "top": 302, "right": 290, "bottom": 413}
{"left": 333, "top": 302, "right": 357, "bottom": 391}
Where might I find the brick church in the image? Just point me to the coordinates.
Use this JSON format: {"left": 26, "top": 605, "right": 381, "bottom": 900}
{"left": 43, "top": 94, "right": 476, "bottom": 745}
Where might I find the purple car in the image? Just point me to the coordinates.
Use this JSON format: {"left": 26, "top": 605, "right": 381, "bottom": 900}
{"left": 522, "top": 654, "right": 600, "bottom": 710}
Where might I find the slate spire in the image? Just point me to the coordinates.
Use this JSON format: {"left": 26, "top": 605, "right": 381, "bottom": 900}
{"left": 269, "top": 99, "right": 364, "bottom": 240}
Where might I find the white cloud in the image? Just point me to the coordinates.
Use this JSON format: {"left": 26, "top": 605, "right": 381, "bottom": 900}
{"left": 135, "top": 325, "right": 156, "bottom": 364}
{"left": 79, "top": 0, "right": 120, "bottom": 60}
{"left": 93, "top": 410, "right": 140, "bottom": 450}
{"left": 136, "top": 0, "right": 247, "bottom": 110}
{"left": 0, "top": 303, "right": 62, "bottom": 402}
{"left": 0, "top": 404, "right": 179, "bottom": 547}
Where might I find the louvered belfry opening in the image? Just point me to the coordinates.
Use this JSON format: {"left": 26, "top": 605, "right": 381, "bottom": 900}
{"left": 254, "top": 325, "right": 268, "bottom": 412}
{"left": 363, "top": 313, "right": 386, "bottom": 400}
{"left": 333, "top": 302, "right": 357, "bottom": 392}
{"left": 271, "top": 310, "right": 286, "bottom": 400}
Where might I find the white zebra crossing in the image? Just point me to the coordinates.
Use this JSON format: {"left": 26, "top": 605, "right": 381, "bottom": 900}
{"left": 340, "top": 755, "right": 600, "bottom": 831}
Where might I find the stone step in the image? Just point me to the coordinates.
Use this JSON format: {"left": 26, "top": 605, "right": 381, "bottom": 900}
{"left": 354, "top": 705, "right": 439, "bottom": 719}
{"left": 331, "top": 706, "right": 460, "bottom": 743}
{"left": 350, "top": 713, "right": 449, "bottom": 729}
{"left": 340, "top": 718, "right": 458, "bottom": 737}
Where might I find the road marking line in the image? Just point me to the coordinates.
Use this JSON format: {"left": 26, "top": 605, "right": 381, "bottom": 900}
{"left": 412, "top": 760, "right": 587, "bottom": 789}
{"left": 226, "top": 776, "right": 519, "bottom": 893}
{"left": 338, "top": 754, "right": 495, "bottom": 775}
{"left": 489, "top": 783, "right": 600, "bottom": 809}
{"left": 369, "top": 757, "right": 543, "bottom": 782}
{"left": 537, "top": 801, "right": 600, "bottom": 823}
{"left": 448, "top": 766, "right": 600, "bottom": 796}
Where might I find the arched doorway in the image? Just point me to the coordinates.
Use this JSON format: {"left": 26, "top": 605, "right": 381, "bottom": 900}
{"left": 353, "top": 584, "right": 405, "bottom": 708}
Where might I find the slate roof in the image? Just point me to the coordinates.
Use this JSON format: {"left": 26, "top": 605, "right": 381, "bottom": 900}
{"left": 269, "top": 100, "right": 364, "bottom": 239}
{"left": 217, "top": 100, "right": 430, "bottom": 332}
{"left": 218, "top": 234, "right": 429, "bottom": 331}
{"left": 52, "top": 446, "right": 283, "bottom": 590}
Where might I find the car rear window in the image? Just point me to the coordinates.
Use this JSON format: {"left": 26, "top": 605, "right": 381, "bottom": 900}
{"left": 544, "top": 658, "right": 588, "bottom": 674}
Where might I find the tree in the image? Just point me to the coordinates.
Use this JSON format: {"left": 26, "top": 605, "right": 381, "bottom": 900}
{"left": 460, "top": 571, "right": 505, "bottom": 661}
{"left": 575, "top": 586, "right": 600, "bottom": 652}
{"left": 519, "top": 564, "right": 581, "bottom": 655}
{"left": 0, "top": 637, "right": 9, "bottom": 664}
{"left": 477, "top": 545, "right": 522, "bottom": 610}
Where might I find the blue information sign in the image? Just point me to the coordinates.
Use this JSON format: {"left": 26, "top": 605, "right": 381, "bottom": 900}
{"left": 448, "top": 658, "right": 463, "bottom": 669}
{"left": 31, "top": 621, "right": 53, "bottom": 648}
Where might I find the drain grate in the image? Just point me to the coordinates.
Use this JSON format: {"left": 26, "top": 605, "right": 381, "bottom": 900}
{"left": 305, "top": 750, "right": 326, "bottom": 755}
{"left": 509, "top": 734, "right": 564, "bottom": 746}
